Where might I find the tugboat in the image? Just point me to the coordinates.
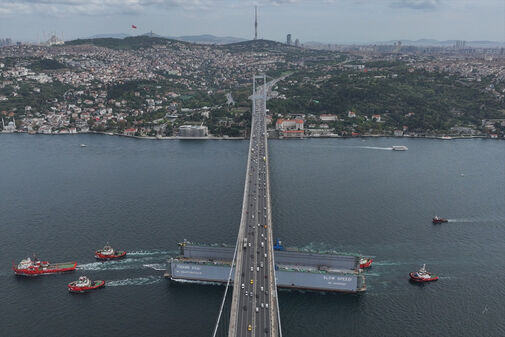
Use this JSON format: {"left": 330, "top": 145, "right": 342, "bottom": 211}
{"left": 13, "top": 256, "right": 77, "bottom": 276}
{"left": 359, "top": 257, "right": 373, "bottom": 269}
{"left": 68, "top": 276, "right": 105, "bottom": 293}
{"left": 432, "top": 216, "right": 448, "bottom": 224}
{"left": 409, "top": 264, "right": 438, "bottom": 283}
{"left": 95, "top": 244, "right": 126, "bottom": 260}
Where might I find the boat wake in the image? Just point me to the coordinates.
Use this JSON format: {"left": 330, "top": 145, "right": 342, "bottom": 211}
{"left": 78, "top": 256, "right": 168, "bottom": 271}
{"left": 107, "top": 276, "right": 162, "bottom": 287}
{"left": 337, "top": 145, "right": 394, "bottom": 151}
{"left": 362, "top": 272, "right": 381, "bottom": 277}
{"left": 143, "top": 263, "right": 166, "bottom": 271}
{"left": 127, "top": 250, "right": 174, "bottom": 256}
{"left": 447, "top": 219, "right": 473, "bottom": 223}
{"left": 373, "top": 261, "right": 409, "bottom": 266}
{"left": 447, "top": 218, "right": 503, "bottom": 223}
{"left": 356, "top": 146, "right": 393, "bottom": 151}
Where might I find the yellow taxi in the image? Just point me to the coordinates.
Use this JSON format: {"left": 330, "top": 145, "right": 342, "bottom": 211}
{"left": 248, "top": 324, "right": 252, "bottom": 331}
{"left": 250, "top": 279, "right": 254, "bottom": 284}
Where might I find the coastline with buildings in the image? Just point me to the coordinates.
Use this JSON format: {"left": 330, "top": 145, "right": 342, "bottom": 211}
{"left": 2, "top": 36, "right": 505, "bottom": 140}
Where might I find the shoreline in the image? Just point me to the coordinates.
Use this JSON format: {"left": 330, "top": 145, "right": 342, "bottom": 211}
{"left": 0, "top": 131, "right": 501, "bottom": 141}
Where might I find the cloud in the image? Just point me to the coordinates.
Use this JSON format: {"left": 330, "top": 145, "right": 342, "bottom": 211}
{"left": 0, "top": 0, "right": 445, "bottom": 17}
{"left": 0, "top": 0, "right": 220, "bottom": 16}
{"left": 390, "top": 0, "right": 441, "bottom": 10}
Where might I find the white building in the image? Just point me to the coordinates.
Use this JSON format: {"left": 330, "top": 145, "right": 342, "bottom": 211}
{"left": 179, "top": 125, "right": 208, "bottom": 137}
{"left": 320, "top": 114, "right": 338, "bottom": 122}
{"left": 1, "top": 118, "right": 16, "bottom": 133}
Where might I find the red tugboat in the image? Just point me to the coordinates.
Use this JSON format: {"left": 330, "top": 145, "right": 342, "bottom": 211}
{"left": 409, "top": 264, "right": 439, "bottom": 283}
{"left": 13, "top": 256, "right": 77, "bottom": 276}
{"left": 68, "top": 276, "right": 105, "bottom": 293}
{"left": 359, "top": 257, "right": 373, "bottom": 269}
{"left": 432, "top": 216, "right": 448, "bottom": 224}
{"left": 95, "top": 244, "right": 126, "bottom": 260}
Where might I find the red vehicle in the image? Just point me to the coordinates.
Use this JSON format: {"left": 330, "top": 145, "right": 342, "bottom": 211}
{"left": 359, "top": 257, "right": 373, "bottom": 269}
{"left": 432, "top": 216, "right": 448, "bottom": 224}
{"left": 95, "top": 244, "right": 126, "bottom": 260}
{"left": 409, "top": 264, "right": 439, "bottom": 283}
{"left": 13, "top": 256, "right": 77, "bottom": 276}
{"left": 68, "top": 276, "right": 105, "bottom": 293}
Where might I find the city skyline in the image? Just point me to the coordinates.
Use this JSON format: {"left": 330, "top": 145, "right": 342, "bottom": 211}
{"left": 0, "top": 0, "right": 504, "bottom": 43}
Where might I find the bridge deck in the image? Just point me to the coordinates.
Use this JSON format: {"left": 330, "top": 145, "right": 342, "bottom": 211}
{"left": 228, "top": 75, "right": 279, "bottom": 337}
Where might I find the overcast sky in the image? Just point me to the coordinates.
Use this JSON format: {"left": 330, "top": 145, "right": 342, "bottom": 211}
{"left": 0, "top": 0, "right": 504, "bottom": 43}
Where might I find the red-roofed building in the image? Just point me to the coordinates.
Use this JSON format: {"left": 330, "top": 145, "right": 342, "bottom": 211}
{"left": 124, "top": 128, "right": 137, "bottom": 136}
{"left": 348, "top": 111, "right": 356, "bottom": 118}
{"left": 276, "top": 118, "right": 304, "bottom": 138}
{"left": 276, "top": 119, "right": 304, "bottom": 131}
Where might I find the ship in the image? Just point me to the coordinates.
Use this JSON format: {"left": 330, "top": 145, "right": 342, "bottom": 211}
{"left": 409, "top": 264, "right": 438, "bottom": 282}
{"left": 392, "top": 145, "right": 408, "bottom": 151}
{"left": 95, "top": 244, "right": 126, "bottom": 260}
{"left": 13, "top": 256, "right": 77, "bottom": 276}
{"left": 165, "top": 241, "right": 367, "bottom": 293}
{"left": 359, "top": 257, "right": 373, "bottom": 269}
{"left": 68, "top": 276, "right": 105, "bottom": 293}
{"left": 432, "top": 216, "right": 448, "bottom": 224}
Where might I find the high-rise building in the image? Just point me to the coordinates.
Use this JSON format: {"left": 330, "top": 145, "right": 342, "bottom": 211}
{"left": 254, "top": 6, "right": 258, "bottom": 40}
{"left": 0, "top": 38, "right": 13, "bottom": 47}
{"left": 455, "top": 40, "right": 466, "bottom": 49}
{"left": 286, "top": 34, "right": 292, "bottom": 45}
{"left": 294, "top": 39, "right": 300, "bottom": 47}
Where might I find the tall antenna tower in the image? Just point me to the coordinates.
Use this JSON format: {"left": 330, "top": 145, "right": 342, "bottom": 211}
{"left": 254, "top": 6, "right": 258, "bottom": 40}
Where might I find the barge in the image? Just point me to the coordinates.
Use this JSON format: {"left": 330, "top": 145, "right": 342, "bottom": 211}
{"left": 164, "top": 242, "right": 366, "bottom": 293}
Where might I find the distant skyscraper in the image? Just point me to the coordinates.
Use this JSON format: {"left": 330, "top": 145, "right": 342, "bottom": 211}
{"left": 286, "top": 34, "right": 292, "bottom": 45}
{"left": 294, "top": 39, "right": 300, "bottom": 47}
{"left": 254, "top": 6, "right": 258, "bottom": 40}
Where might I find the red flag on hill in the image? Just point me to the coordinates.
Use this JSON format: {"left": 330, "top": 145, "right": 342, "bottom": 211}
{"left": 131, "top": 25, "right": 137, "bottom": 29}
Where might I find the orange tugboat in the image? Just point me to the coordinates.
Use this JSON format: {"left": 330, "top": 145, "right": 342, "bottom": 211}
{"left": 359, "top": 257, "right": 373, "bottom": 269}
{"left": 95, "top": 244, "right": 126, "bottom": 260}
{"left": 409, "top": 264, "right": 439, "bottom": 283}
{"left": 68, "top": 276, "right": 105, "bottom": 293}
{"left": 13, "top": 256, "right": 77, "bottom": 276}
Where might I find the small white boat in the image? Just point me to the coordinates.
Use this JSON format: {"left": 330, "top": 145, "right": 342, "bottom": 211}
{"left": 392, "top": 145, "right": 408, "bottom": 151}
{"left": 80, "top": 144, "right": 87, "bottom": 147}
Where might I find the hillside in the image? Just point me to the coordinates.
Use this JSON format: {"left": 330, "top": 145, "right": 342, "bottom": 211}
{"left": 65, "top": 36, "right": 188, "bottom": 50}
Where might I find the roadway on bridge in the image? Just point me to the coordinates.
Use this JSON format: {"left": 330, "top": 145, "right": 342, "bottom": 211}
{"left": 229, "top": 77, "right": 278, "bottom": 337}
